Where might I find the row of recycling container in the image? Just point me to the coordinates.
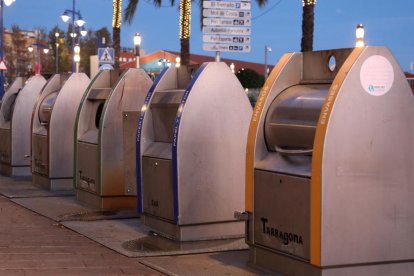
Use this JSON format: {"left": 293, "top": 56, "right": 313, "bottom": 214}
{"left": 0, "top": 46, "right": 414, "bottom": 275}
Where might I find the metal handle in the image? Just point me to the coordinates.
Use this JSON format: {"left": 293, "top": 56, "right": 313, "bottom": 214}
{"left": 275, "top": 146, "right": 313, "bottom": 156}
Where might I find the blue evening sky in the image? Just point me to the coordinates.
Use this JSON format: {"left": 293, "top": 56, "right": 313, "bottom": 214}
{"left": 3, "top": 0, "right": 414, "bottom": 71}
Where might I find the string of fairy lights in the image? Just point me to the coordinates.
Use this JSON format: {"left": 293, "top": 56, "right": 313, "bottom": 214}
{"left": 179, "top": 0, "right": 191, "bottom": 40}
{"left": 302, "top": 0, "right": 316, "bottom": 6}
{"left": 112, "top": 0, "right": 122, "bottom": 29}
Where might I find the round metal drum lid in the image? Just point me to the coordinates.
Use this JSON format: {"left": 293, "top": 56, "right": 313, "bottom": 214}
{"left": 264, "top": 84, "right": 330, "bottom": 155}
{"left": 38, "top": 91, "right": 59, "bottom": 125}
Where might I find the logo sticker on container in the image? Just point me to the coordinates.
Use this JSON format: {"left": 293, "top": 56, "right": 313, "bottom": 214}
{"left": 360, "top": 55, "right": 394, "bottom": 96}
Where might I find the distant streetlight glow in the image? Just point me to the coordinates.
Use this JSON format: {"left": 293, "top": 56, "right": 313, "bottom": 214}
{"left": 80, "top": 28, "right": 87, "bottom": 37}
{"left": 74, "top": 44, "right": 80, "bottom": 72}
{"left": 356, "top": 24, "right": 365, "bottom": 47}
{"left": 55, "top": 32, "right": 60, "bottom": 73}
{"left": 60, "top": 1, "right": 86, "bottom": 72}
{"left": 175, "top": 56, "right": 181, "bottom": 68}
{"left": 1, "top": 0, "right": 17, "bottom": 99}
{"left": 264, "top": 46, "right": 272, "bottom": 80}
{"left": 134, "top": 33, "right": 142, "bottom": 68}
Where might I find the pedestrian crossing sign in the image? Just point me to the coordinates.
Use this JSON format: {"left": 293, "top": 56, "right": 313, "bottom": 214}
{"left": 0, "top": 60, "right": 7, "bottom": 71}
{"left": 98, "top": 48, "right": 115, "bottom": 65}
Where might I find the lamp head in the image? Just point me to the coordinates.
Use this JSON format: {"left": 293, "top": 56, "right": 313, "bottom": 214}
{"left": 4, "top": 0, "right": 15, "bottom": 7}
{"left": 134, "top": 33, "right": 142, "bottom": 46}
{"left": 355, "top": 23, "right": 365, "bottom": 47}
{"left": 76, "top": 17, "right": 86, "bottom": 27}
{"left": 61, "top": 11, "right": 70, "bottom": 23}
{"left": 74, "top": 44, "right": 80, "bottom": 54}
{"left": 80, "top": 28, "right": 87, "bottom": 37}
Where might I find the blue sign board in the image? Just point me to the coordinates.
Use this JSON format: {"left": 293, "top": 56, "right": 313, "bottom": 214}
{"left": 98, "top": 48, "right": 115, "bottom": 65}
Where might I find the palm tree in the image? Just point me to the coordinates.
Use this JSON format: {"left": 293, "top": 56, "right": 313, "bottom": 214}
{"left": 124, "top": 0, "right": 268, "bottom": 66}
{"left": 113, "top": 0, "right": 122, "bottom": 69}
{"left": 301, "top": 0, "right": 316, "bottom": 52}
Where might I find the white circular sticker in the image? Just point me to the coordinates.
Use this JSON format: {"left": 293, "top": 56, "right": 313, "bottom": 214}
{"left": 360, "top": 55, "right": 394, "bottom": 96}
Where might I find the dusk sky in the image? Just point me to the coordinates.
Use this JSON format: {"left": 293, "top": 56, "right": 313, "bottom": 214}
{"left": 3, "top": 0, "right": 414, "bottom": 71}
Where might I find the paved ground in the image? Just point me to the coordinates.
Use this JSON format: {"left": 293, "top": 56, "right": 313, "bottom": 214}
{"left": 0, "top": 175, "right": 271, "bottom": 275}
{"left": 0, "top": 195, "right": 160, "bottom": 275}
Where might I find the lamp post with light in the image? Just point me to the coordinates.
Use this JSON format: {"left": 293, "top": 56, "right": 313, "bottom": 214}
{"left": 55, "top": 32, "right": 59, "bottom": 73}
{"left": 74, "top": 44, "right": 80, "bottom": 73}
{"left": 157, "top": 58, "right": 171, "bottom": 71}
{"left": 133, "top": 33, "right": 141, "bottom": 68}
{"left": 356, "top": 24, "right": 365, "bottom": 48}
{"left": 0, "top": 0, "right": 16, "bottom": 99}
{"left": 175, "top": 56, "right": 181, "bottom": 68}
{"left": 60, "top": 0, "right": 86, "bottom": 72}
{"left": 230, "top": 62, "right": 235, "bottom": 74}
{"left": 28, "top": 41, "right": 50, "bottom": 75}
{"left": 264, "top": 45, "right": 272, "bottom": 80}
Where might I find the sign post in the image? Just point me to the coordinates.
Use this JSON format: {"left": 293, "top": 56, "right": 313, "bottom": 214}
{"left": 202, "top": 0, "right": 252, "bottom": 61}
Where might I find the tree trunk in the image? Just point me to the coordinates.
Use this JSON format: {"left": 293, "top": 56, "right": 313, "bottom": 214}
{"left": 113, "top": 27, "right": 120, "bottom": 69}
{"left": 179, "top": 0, "right": 191, "bottom": 65}
{"left": 301, "top": 3, "right": 315, "bottom": 52}
{"left": 180, "top": 38, "right": 190, "bottom": 66}
{"left": 112, "top": 0, "right": 122, "bottom": 69}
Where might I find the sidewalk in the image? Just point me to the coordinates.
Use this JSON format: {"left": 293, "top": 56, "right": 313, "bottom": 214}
{"left": 0, "top": 195, "right": 159, "bottom": 275}
{"left": 0, "top": 175, "right": 272, "bottom": 276}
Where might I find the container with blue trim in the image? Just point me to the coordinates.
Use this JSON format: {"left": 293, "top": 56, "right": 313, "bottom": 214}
{"left": 136, "top": 62, "right": 252, "bottom": 241}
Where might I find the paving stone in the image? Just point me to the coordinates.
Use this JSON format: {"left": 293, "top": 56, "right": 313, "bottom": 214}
{"left": 0, "top": 195, "right": 160, "bottom": 275}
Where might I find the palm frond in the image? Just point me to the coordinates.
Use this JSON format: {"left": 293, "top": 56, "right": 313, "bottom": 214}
{"left": 124, "top": 0, "right": 139, "bottom": 24}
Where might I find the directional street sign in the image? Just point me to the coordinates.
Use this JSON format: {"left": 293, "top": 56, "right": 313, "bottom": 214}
{"left": 203, "top": 44, "right": 251, "bottom": 53}
{"left": 203, "top": 35, "right": 251, "bottom": 44}
{"left": 203, "top": 26, "right": 251, "bottom": 35}
{"left": 202, "top": 0, "right": 252, "bottom": 54}
{"left": 203, "top": 18, "right": 251, "bottom": 27}
{"left": 203, "top": 1, "right": 251, "bottom": 10}
{"left": 202, "top": 9, "right": 251, "bottom": 18}
{"left": 98, "top": 48, "right": 115, "bottom": 65}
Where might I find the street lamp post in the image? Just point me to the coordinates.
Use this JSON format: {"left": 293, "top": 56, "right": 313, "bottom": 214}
{"left": 73, "top": 44, "right": 80, "bottom": 73}
{"left": 61, "top": 0, "right": 86, "bottom": 72}
{"left": 175, "top": 56, "right": 181, "bottom": 68}
{"left": 133, "top": 33, "right": 141, "bottom": 68}
{"left": 27, "top": 45, "right": 34, "bottom": 74}
{"left": 55, "top": 32, "right": 59, "bottom": 73}
{"left": 264, "top": 45, "right": 272, "bottom": 80}
{"left": 230, "top": 62, "right": 235, "bottom": 74}
{"left": 28, "top": 30, "right": 50, "bottom": 75}
{"left": 0, "top": 0, "right": 16, "bottom": 99}
{"left": 28, "top": 43, "right": 49, "bottom": 75}
{"left": 157, "top": 59, "right": 171, "bottom": 71}
{"left": 355, "top": 24, "right": 365, "bottom": 48}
